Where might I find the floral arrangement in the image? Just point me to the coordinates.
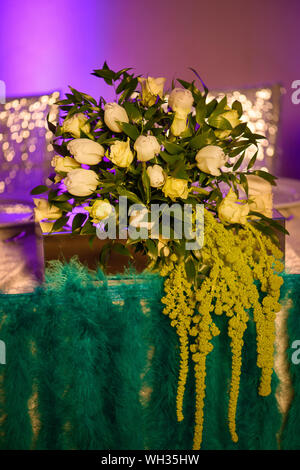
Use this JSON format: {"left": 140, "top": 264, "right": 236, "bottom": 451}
{"left": 32, "top": 63, "right": 287, "bottom": 449}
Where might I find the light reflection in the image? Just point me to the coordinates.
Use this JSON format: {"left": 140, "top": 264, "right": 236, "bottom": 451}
{"left": 0, "top": 91, "right": 59, "bottom": 196}
{"left": 208, "top": 85, "right": 282, "bottom": 172}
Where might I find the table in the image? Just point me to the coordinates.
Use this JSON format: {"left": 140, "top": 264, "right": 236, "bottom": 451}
{"left": 0, "top": 257, "right": 299, "bottom": 450}
{"left": 282, "top": 205, "right": 300, "bottom": 274}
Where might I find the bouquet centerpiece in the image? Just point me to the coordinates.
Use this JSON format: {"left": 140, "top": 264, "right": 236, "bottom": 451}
{"left": 32, "top": 63, "right": 287, "bottom": 449}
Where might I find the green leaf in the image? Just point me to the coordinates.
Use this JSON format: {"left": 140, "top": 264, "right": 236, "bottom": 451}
{"left": 52, "top": 143, "right": 69, "bottom": 157}
{"left": 118, "top": 188, "right": 144, "bottom": 205}
{"left": 159, "top": 151, "right": 173, "bottom": 164}
{"left": 185, "top": 258, "right": 196, "bottom": 282}
{"left": 99, "top": 242, "right": 112, "bottom": 269}
{"left": 195, "top": 100, "right": 206, "bottom": 125}
{"left": 53, "top": 201, "right": 73, "bottom": 212}
{"left": 231, "top": 122, "right": 247, "bottom": 138}
{"left": 208, "top": 115, "right": 232, "bottom": 130}
{"left": 118, "top": 77, "right": 138, "bottom": 103}
{"left": 163, "top": 141, "right": 185, "bottom": 154}
{"left": 144, "top": 106, "right": 158, "bottom": 120}
{"left": 145, "top": 238, "right": 158, "bottom": 257}
{"left": 253, "top": 170, "right": 277, "bottom": 186}
{"left": 232, "top": 100, "right": 243, "bottom": 118}
{"left": 229, "top": 146, "right": 249, "bottom": 158}
{"left": 160, "top": 150, "right": 181, "bottom": 165}
{"left": 249, "top": 212, "right": 289, "bottom": 235}
{"left": 30, "top": 185, "right": 50, "bottom": 195}
{"left": 176, "top": 79, "right": 192, "bottom": 90}
{"left": 249, "top": 133, "right": 266, "bottom": 140}
{"left": 80, "top": 219, "right": 96, "bottom": 235}
{"left": 206, "top": 98, "right": 218, "bottom": 116}
{"left": 92, "top": 68, "right": 116, "bottom": 85}
{"left": 120, "top": 122, "right": 139, "bottom": 141}
{"left": 47, "top": 113, "right": 56, "bottom": 134}
{"left": 174, "top": 239, "right": 186, "bottom": 257}
{"left": 171, "top": 159, "right": 189, "bottom": 179}
{"left": 239, "top": 172, "right": 249, "bottom": 197}
{"left": 198, "top": 172, "right": 209, "bottom": 186}
{"left": 72, "top": 213, "right": 87, "bottom": 232}
{"left": 81, "top": 92, "right": 97, "bottom": 106}
{"left": 190, "top": 185, "right": 210, "bottom": 196}
{"left": 96, "top": 132, "right": 109, "bottom": 143}
{"left": 247, "top": 150, "right": 258, "bottom": 169}
{"left": 50, "top": 216, "right": 68, "bottom": 233}
{"left": 233, "top": 151, "right": 245, "bottom": 171}
{"left": 69, "top": 86, "right": 84, "bottom": 103}
{"left": 48, "top": 191, "right": 70, "bottom": 202}
{"left": 213, "top": 96, "right": 227, "bottom": 114}
{"left": 123, "top": 102, "right": 142, "bottom": 123}
{"left": 189, "top": 129, "right": 216, "bottom": 149}
{"left": 112, "top": 242, "right": 132, "bottom": 257}
{"left": 142, "top": 165, "right": 151, "bottom": 203}
{"left": 116, "top": 74, "right": 133, "bottom": 94}
{"left": 114, "top": 67, "right": 133, "bottom": 80}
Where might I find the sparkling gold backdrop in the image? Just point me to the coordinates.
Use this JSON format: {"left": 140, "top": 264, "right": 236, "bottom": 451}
{"left": 0, "top": 92, "right": 59, "bottom": 201}
{"left": 209, "top": 84, "right": 283, "bottom": 173}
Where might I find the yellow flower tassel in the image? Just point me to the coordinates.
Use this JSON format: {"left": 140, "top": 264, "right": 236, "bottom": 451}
{"left": 228, "top": 307, "right": 248, "bottom": 442}
{"left": 246, "top": 224, "right": 283, "bottom": 397}
{"left": 190, "top": 264, "right": 219, "bottom": 449}
{"left": 159, "top": 210, "right": 284, "bottom": 449}
{"left": 176, "top": 328, "right": 189, "bottom": 421}
{"left": 193, "top": 356, "right": 207, "bottom": 449}
{"left": 161, "top": 262, "right": 195, "bottom": 422}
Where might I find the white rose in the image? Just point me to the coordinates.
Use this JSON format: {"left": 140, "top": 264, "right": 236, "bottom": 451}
{"left": 218, "top": 189, "right": 249, "bottom": 225}
{"left": 67, "top": 138, "right": 105, "bottom": 165}
{"left": 249, "top": 192, "right": 273, "bottom": 218}
{"left": 171, "top": 116, "right": 189, "bottom": 136}
{"left": 168, "top": 88, "right": 194, "bottom": 136}
{"left": 51, "top": 155, "right": 80, "bottom": 173}
{"left": 246, "top": 174, "right": 272, "bottom": 195}
{"left": 246, "top": 175, "right": 273, "bottom": 218}
{"left": 168, "top": 88, "right": 194, "bottom": 116}
{"left": 195, "top": 145, "right": 228, "bottom": 176}
{"left": 134, "top": 135, "right": 160, "bottom": 162}
{"left": 147, "top": 165, "right": 166, "bottom": 187}
{"left": 33, "top": 198, "right": 62, "bottom": 222}
{"left": 129, "top": 206, "right": 154, "bottom": 230}
{"left": 61, "top": 113, "right": 90, "bottom": 138}
{"left": 110, "top": 138, "right": 134, "bottom": 167}
{"left": 138, "top": 77, "right": 166, "bottom": 106}
{"left": 64, "top": 168, "right": 99, "bottom": 197}
{"left": 162, "top": 177, "right": 189, "bottom": 200}
{"left": 85, "top": 199, "right": 113, "bottom": 223}
{"left": 104, "top": 102, "right": 129, "bottom": 133}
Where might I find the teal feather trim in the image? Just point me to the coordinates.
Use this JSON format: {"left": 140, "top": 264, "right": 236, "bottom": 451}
{"left": 0, "top": 260, "right": 298, "bottom": 449}
{"left": 280, "top": 274, "right": 300, "bottom": 449}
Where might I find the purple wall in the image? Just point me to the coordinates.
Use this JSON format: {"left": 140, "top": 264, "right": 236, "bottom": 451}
{"left": 0, "top": 0, "right": 299, "bottom": 177}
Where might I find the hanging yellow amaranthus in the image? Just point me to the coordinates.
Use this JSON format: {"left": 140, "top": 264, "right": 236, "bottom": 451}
{"left": 161, "top": 209, "right": 283, "bottom": 449}
{"left": 161, "top": 261, "right": 196, "bottom": 422}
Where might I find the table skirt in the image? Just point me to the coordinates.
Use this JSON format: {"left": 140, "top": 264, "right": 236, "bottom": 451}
{"left": 0, "top": 260, "right": 299, "bottom": 450}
